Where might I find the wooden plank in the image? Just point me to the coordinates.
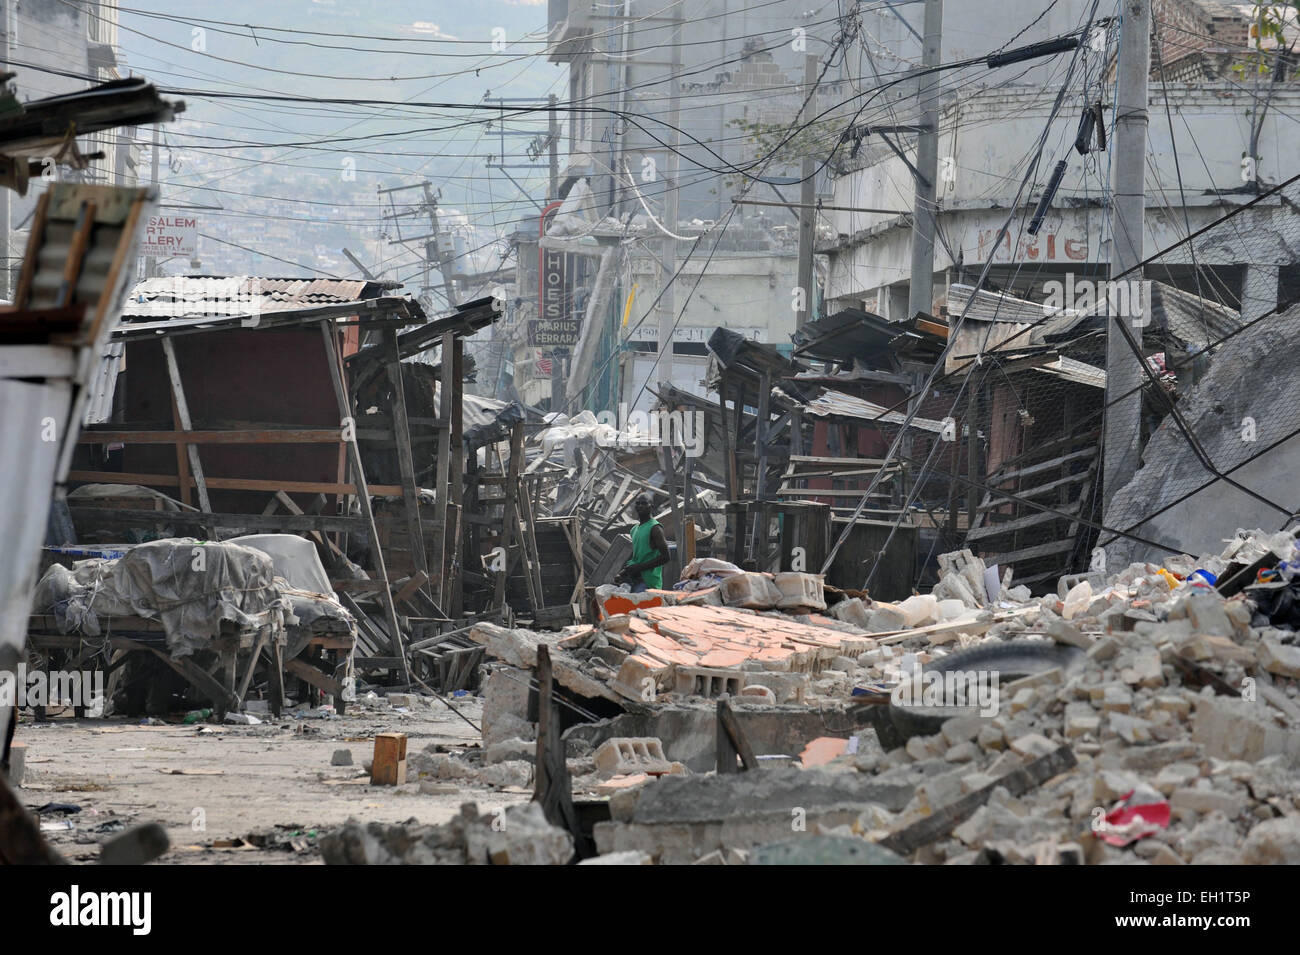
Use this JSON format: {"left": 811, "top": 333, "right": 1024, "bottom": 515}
{"left": 433, "top": 330, "right": 454, "bottom": 609}
{"left": 985, "top": 538, "right": 1076, "bottom": 566}
{"left": 877, "top": 745, "right": 1077, "bottom": 856}
{"left": 66, "top": 471, "right": 406, "bottom": 497}
{"left": 81, "top": 189, "right": 148, "bottom": 346}
{"left": 162, "top": 338, "right": 213, "bottom": 522}
{"left": 988, "top": 447, "right": 1096, "bottom": 484}
{"left": 534, "top": 645, "right": 581, "bottom": 857}
{"left": 449, "top": 336, "right": 465, "bottom": 618}
{"left": 235, "top": 628, "right": 271, "bottom": 704}
{"left": 788, "top": 455, "right": 895, "bottom": 467}
{"left": 274, "top": 490, "right": 345, "bottom": 564}
{"left": 55, "top": 199, "right": 96, "bottom": 307}
{"left": 394, "top": 571, "right": 429, "bottom": 607}
{"left": 11, "top": 191, "right": 50, "bottom": 308}
{"left": 716, "top": 699, "right": 758, "bottom": 772}
{"left": 77, "top": 428, "right": 344, "bottom": 445}
{"left": 284, "top": 657, "right": 345, "bottom": 697}
{"left": 66, "top": 506, "right": 435, "bottom": 534}
{"left": 320, "top": 321, "right": 409, "bottom": 685}
{"left": 964, "top": 502, "right": 1078, "bottom": 542}
{"left": 778, "top": 488, "right": 898, "bottom": 498}
{"left": 116, "top": 637, "right": 239, "bottom": 712}
{"left": 386, "top": 328, "right": 430, "bottom": 580}
{"left": 980, "top": 469, "right": 1093, "bottom": 505}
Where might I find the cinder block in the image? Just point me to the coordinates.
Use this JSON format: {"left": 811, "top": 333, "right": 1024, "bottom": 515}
{"left": 737, "top": 684, "right": 776, "bottom": 704}
{"left": 772, "top": 573, "right": 826, "bottom": 611}
{"left": 741, "top": 671, "right": 807, "bottom": 704}
{"left": 673, "top": 666, "right": 744, "bottom": 699}
{"left": 719, "top": 572, "right": 781, "bottom": 609}
{"left": 371, "top": 733, "right": 408, "bottom": 786}
{"left": 594, "top": 738, "right": 672, "bottom": 778}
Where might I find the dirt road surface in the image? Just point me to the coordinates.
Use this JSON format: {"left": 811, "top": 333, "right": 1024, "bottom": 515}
{"left": 10, "top": 694, "right": 530, "bottom": 864}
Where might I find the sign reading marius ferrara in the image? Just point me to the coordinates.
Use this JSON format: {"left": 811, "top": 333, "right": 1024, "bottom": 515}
{"left": 529, "top": 247, "right": 578, "bottom": 346}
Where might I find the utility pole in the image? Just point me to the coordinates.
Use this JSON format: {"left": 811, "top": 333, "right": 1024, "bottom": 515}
{"left": 655, "top": 1, "right": 683, "bottom": 394}
{"left": 145, "top": 124, "right": 160, "bottom": 279}
{"left": 0, "top": 3, "right": 11, "bottom": 302}
{"left": 657, "top": 1, "right": 685, "bottom": 580}
{"left": 421, "top": 183, "right": 459, "bottom": 307}
{"left": 547, "top": 91, "right": 565, "bottom": 409}
{"left": 795, "top": 53, "right": 819, "bottom": 330}
{"left": 907, "top": 0, "right": 943, "bottom": 320}
{"left": 1103, "top": 0, "right": 1150, "bottom": 507}
{"left": 548, "top": 92, "right": 559, "bottom": 203}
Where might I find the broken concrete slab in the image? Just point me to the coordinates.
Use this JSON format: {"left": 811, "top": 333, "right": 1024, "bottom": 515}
{"left": 1192, "top": 694, "right": 1300, "bottom": 762}
{"left": 563, "top": 703, "right": 859, "bottom": 773}
{"left": 749, "top": 835, "right": 906, "bottom": 865}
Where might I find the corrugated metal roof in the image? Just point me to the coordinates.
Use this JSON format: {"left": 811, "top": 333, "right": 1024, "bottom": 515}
{"left": 84, "top": 341, "right": 123, "bottom": 425}
{"left": 781, "top": 386, "right": 948, "bottom": 434}
{"left": 122, "top": 277, "right": 374, "bottom": 319}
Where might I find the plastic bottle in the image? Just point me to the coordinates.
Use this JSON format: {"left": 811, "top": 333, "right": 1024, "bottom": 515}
{"left": 182, "top": 708, "right": 212, "bottom": 725}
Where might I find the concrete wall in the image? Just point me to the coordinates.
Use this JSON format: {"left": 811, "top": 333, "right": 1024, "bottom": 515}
{"left": 823, "top": 85, "right": 1300, "bottom": 311}
{"left": 1103, "top": 301, "right": 1300, "bottom": 566}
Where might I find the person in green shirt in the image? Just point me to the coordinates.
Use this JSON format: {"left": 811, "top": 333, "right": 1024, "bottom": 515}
{"left": 617, "top": 494, "right": 669, "bottom": 592}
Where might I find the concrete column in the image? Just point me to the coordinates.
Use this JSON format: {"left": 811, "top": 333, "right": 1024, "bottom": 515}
{"left": 1240, "top": 264, "right": 1279, "bottom": 322}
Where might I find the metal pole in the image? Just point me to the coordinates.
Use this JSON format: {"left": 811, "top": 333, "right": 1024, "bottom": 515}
{"left": 145, "top": 124, "right": 160, "bottom": 279}
{"left": 656, "top": 1, "right": 683, "bottom": 394}
{"left": 1103, "top": 0, "right": 1150, "bottom": 507}
{"left": 796, "top": 53, "right": 819, "bottom": 330}
{"left": 0, "top": 5, "right": 10, "bottom": 301}
{"left": 908, "top": 0, "right": 943, "bottom": 321}
{"left": 548, "top": 92, "right": 559, "bottom": 203}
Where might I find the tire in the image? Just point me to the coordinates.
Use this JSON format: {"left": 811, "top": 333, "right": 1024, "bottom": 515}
{"left": 886, "top": 639, "right": 1085, "bottom": 742}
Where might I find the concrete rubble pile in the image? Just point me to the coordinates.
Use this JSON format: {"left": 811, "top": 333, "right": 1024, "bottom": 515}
{"left": 320, "top": 802, "right": 575, "bottom": 865}
{"left": 460, "top": 535, "right": 1300, "bottom": 862}
{"left": 319, "top": 528, "right": 1300, "bottom": 864}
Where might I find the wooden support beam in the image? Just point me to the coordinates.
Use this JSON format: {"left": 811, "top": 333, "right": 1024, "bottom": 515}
{"left": 319, "top": 320, "right": 410, "bottom": 685}
{"left": 534, "top": 645, "right": 582, "bottom": 859}
{"left": 284, "top": 657, "right": 346, "bottom": 698}
{"left": 66, "top": 505, "right": 436, "bottom": 535}
{"left": 434, "top": 331, "right": 454, "bottom": 610}
{"left": 116, "top": 637, "right": 239, "bottom": 714}
{"left": 161, "top": 338, "right": 213, "bottom": 525}
{"left": 77, "top": 428, "right": 346, "bottom": 445}
{"left": 450, "top": 336, "right": 465, "bottom": 618}
{"left": 716, "top": 698, "right": 758, "bottom": 773}
{"left": 385, "top": 327, "right": 430, "bottom": 581}
{"left": 66, "top": 471, "right": 406, "bottom": 497}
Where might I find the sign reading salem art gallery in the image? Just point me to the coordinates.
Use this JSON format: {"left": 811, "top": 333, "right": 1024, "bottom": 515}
{"left": 529, "top": 247, "right": 578, "bottom": 346}
{"left": 141, "top": 214, "right": 198, "bottom": 258}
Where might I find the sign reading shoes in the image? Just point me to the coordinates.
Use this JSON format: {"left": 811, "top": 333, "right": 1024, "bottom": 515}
{"left": 530, "top": 247, "right": 578, "bottom": 346}
{"left": 49, "top": 886, "right": 151, "bottom": 936}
